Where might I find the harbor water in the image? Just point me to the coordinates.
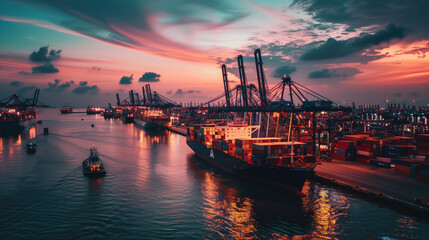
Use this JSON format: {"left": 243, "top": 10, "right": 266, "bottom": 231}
{"left": 0, "top": 109, "right": 428, "bottom": 239}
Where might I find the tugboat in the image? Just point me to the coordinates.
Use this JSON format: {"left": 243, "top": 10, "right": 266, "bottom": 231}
{"left": 60, "top": 105, "right": 73, "bottom": 114}
{"left": 26, "top": 142, "right": 36, "bottom": 154}
{"left": 82, "top": 147, "right": 106, "bottom": 178}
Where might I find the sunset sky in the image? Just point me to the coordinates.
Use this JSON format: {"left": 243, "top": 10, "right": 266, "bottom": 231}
{"left": 0, "top": 0, "right": 428, "bottom": 107}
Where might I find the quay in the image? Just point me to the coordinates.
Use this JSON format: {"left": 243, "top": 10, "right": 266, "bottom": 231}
{"left": 165, "top": 125, "right": 429, "bottom": 215}
{"left": 314, "top": 160, "right": 429, "bottom": 215}
{"left": 166, "top": 125, "right": 187, "bottom": 136}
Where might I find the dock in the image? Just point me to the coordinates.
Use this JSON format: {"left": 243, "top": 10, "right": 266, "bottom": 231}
{"left": 166, "top": 125, "right": 187, "bottom": 136}
{"left": 314, "top": 160, "right": 429, "bottom": 213}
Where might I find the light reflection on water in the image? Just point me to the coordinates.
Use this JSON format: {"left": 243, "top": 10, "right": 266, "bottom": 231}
{"left": 201, "top": 171, "right": 257, "bottom": 239}
{"left": 0, "top": 109, "right": 428, "bottom": 240}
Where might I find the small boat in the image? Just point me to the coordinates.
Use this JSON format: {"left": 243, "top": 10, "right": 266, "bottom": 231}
{"left": 26, "top": 142, "right": 36, "bottom": 154}
{"left": 82, "top": 147, "right": 106, "bottom": 178}
{"left": 60, "top": 105, "right": 73, "bottom": 114}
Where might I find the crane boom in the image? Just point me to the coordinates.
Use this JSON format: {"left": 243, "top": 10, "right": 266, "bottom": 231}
{"left": 254, "top": 49, "right": 268, "bottom": 108}
{"left": 221, "top": 64, "right": 231, "bottom": 108}
{"left": 237, "top": 55, "right": 248, "bottom": 107}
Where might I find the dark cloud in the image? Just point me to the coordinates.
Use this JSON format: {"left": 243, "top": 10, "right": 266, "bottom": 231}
{"left": 29, "top": 46, "right": 61, "bottom": 63}
{"left": 222, "top": 55, "right": 291, "bottom": 68}
{"left": 291, "top": 0, "right": 429, "bottom": 38}
{"left": 32, "top": 63, "right": 59, "bottom": 74}
{"left": 172, "top": 89, "right": 200, "bottom": 95}
{"left": 300, "top": 23, "right": 406, "bottom": 61}
{"left": 402, "top": 42, "right": 429, "bottom": 58}
{"left": 44, "top": 79, "right": 74, "bottom": 92}
{"left": 221, "top": 54, "right": 295, "bottom": 84}
{"left": 18, "top": 71, "right": 32, "bottom": 75}
{"left": 409, "top": 91, "right": 418, "bottom": 98}
{"left": 139, "top": 72, "right": 161, "bottom": 82}
{"left": 119, "top": 74, "right": 133, "bottom": 84}
{"left": 73, "top": 81, "right": 100, "bottom": 95}
{"left": 10, "top": 81, "right": 22, "bottom": 87}
{"left": 308, "top": 67, "right": 361, "bottom": 79}
{"left": 271, "top": 65, "right": 297, "bottom": 78}
{"left": 17, "top": 86, "right": 36, "bottom": 95}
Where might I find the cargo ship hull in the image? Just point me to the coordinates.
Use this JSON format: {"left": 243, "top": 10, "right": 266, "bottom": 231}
{"left": 0, "top": 118, "right": 36, "bottom": 131}
{"left": 60, "top": 108, "right": 73, "bottom": 114}
{"left": 187, "top": 139, "right": 314, "bottom": 193}
{"left": 134, "top": 118, "right": 166, "bottom": 130}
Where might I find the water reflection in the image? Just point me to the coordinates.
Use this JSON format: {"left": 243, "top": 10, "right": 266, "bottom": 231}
{"left": 302, "top": 182, "right": 351, "bottom": 238}
{"left": 187, "top": 155, "right": 314, "bottom": 239}
{"left": 0, "top": 125, "right": 39, "bottom": 158}
{"left": 88, "top": 177, "right": 103, "bottom": 193}
{"left": 29, "top": 127, "right": 36, "bottom": 139}
{"left": 201, "top": 170, "right": 257, "bottom": 239}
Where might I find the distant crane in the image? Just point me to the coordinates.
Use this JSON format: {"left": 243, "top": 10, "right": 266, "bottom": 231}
{"left": 254, "top": 49, "right": 269, "bottom": 108}
{"left": 237, "top": 55, "right": 249, "bottom": 108}
{"left": 222, "top": 64, "right": 231, "bottom": 108}
{"left": 0, "top": 88, "right": 45, "bottom": 108}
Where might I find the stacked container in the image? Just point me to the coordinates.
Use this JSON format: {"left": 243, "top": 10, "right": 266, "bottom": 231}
{"left": 416, "top": 134, "right": 429, "bottom": 154}
{"left": 252, "top": 142, "right": 307, "bottom": 163}
{"left": 222, "top": 140, "right": 235, "bottom": 155}
{"left": 235, "top": 138, "right": 283, "bottom": 159}
{"left": 357, "top": 138, "right": 380, "bottom": 163}
{"left": 382, "top": 145, "right": 416, "bottom": 159}
{"left": 332, "top": 140, "right": 356, "bottom": 161}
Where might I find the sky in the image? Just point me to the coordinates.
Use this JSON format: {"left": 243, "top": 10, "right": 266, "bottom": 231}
{"left": 0, "top": 0, "right": 428, "bottom": 107}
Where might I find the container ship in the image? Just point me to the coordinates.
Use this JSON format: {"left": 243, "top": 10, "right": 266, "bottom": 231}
{"left": 120, "top": 108, "right": 134, "bottom": 123}
{"left": 186, "top": 123, "right": 317, "bottom": 193}
{"left": 0, "top": 107, "right": 37, "bottom": 131}
{"left": 60, "top": 105, "right": 73, "bottom": 114}
{"left": 134, "top": 109, "right": 169, "bottom": 129}
{"left": 86, "top": 106, "right": 103, "bottom": 115}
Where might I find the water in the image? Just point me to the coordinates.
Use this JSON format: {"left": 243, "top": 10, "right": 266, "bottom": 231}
{"left": 0, "top": 109, "right": 428, "bottom": 240}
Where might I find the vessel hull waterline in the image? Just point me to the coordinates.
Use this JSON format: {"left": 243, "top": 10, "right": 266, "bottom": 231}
{"left": 186, "top": 139, "right": 314, "bottom": 193}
